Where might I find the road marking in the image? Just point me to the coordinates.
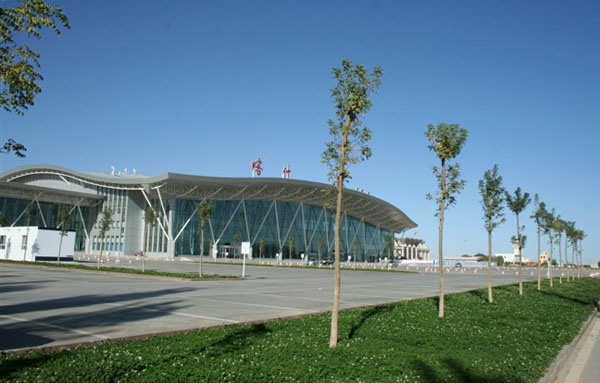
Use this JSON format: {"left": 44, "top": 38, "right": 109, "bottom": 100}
{"left": 0, "top": 314, "right": 109, "bottom": 340}
{"left": 103, "top": 302, "right": 239, "bottom": 324}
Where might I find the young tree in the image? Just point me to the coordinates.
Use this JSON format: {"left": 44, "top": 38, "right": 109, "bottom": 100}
{"left": 576, "top": 229, "right": 585, "bottom": 279}
{"left": 0, "top": 212, "right": 7, "bottom": 227}
{"left": 505, "top": 187, "right": 531, "bottom": 296}
{"left": 258, "top": 237, "right": 266, "bottom": 260}
{"left": 531, "top": 194, "right": 547, "bottom": 290}
{"left": 553, "top": 216, "right": 565, "bottom": 284}
{"left": 196, "top": 201, "right": 213, "bottom": 278}
{"left": 23, "top": 202, "right": 38, "bottom": 261}
{"left": 317, "top": 235, "right": 325, "bottom": 266}
{"left": 478, "top": 164, "right": 505, "bottom": 303}
{"left": 542, "top": 209, "right": 556, "bottom": 287}
{"left": 1, "top": 0, "right": 69, "bottom": 156}
{"left": 232, "top": 233, "right": 241, "bottom": 258}
{"left": 98, "top": 209, "right": 113, "bottom": 269}
{"left": 425, "top": 123, "right": 468, "bottom": 318}
{"left": 384, "top": 235, "right": 394, "bottom": 262}
{"left": 564, "top": 221, "right": 577, "bottom": 281}
{"left": 288, "top": 236, "right": 295, "bottom": 261}
{"left": 142, "top": 206, "right": 157, "bottom": 272}
{"left": 56, "top": 206, "right": 70, "bottom": 264}
{"left": 321, "top": 59, "right": 382, "bottom": 347}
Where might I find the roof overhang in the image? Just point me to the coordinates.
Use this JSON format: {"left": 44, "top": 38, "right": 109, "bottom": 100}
{"left": 0, "top": 181, "right": 105, "bottom": 207}
{"left": 1, "top": 164, "right": 417, "bottom": 232}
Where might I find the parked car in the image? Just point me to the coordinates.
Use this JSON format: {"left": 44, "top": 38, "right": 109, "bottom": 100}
{"left": 322, "top": 258, "right": 334, "bottom": 265}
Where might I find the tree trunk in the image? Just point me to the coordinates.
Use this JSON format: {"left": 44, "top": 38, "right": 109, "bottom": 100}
{"left": 98, "top": 238, "right": 104, "bottom": 269}
{"left": 438, "top": 158, "right": 446, "bottom": 318}
{"left": 516, "top": 214, "right": 523, "bottom": 296}
{"left": 57, "top": 235, "right": 63, "bottom": 264}
{"left": 578, "top": 240, "right": 582, "bottom": 279}
{"left": 565, "top": 238, "right": 569, "bottom": 282}
{"left": 537, "top": 226, "right": 541, "bottom": 290}
{"left": 549, "top": 233, "right": 553, "bottom": 287}
{"left": 487, "top": 229, "right": 493, "bottom": 303}
{"left": 199, "top": 222, "right": 204, "bottom": 278}
{"left": 330, "top": 121, "right": 349, "bottom": 348}
{"left": 557, "top": 234, "right": 562, "bottom": 284}
{"left": 23, "top": 217, "right": 31, "bottom": 261}
{"left": 318, "top": 246, "right": 321, "bottom": 267}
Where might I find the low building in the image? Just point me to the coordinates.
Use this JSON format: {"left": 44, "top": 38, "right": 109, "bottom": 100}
{"left": 0, "top": 226, "right": 75, "bottom": 262}
{"left": 395, "top": 237, "right": 430, "bottom": 260}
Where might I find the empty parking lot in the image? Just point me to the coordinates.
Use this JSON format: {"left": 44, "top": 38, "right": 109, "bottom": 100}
{"left": 1, "top": 261, "right": 538, "bottom": 352}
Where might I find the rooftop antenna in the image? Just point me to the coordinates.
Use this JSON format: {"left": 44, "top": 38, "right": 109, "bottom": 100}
{"left": 110, "top": 166, "right": 115, "bottom": 176}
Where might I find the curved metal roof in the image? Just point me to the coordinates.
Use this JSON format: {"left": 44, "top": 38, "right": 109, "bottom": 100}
{"left": 1, "top": 164, "right": 417, "bottom": 232}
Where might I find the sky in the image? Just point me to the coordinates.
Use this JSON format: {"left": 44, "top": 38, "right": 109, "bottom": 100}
{"left": 1, "top": 0, "right": 598, "bottom": 264}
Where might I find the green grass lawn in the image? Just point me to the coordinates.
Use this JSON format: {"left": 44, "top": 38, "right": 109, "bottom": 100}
{"left": 2, "top": 279, "right": 599, "bottom": 383}
{"left": 0, "top": 259, "right": 234, "bottom": 280}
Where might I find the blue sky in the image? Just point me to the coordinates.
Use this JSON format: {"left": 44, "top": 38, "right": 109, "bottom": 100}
{"left": 1, "top": 0, "right": 598, "bottom": 264}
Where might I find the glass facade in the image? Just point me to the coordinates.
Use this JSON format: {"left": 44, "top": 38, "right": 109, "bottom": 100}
{"left": 170, "top": 199, "right": 391, "bottom": 262}
{"left": 0, "top": 197, "right": 92, "bottom": 251}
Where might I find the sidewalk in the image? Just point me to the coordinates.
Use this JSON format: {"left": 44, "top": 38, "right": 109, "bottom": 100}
{"left": 545, "top": 308, "right": 600, "bottom": 383}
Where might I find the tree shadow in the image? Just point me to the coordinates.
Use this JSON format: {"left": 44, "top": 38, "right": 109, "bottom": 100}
{"left": 539, "top": 289, "right": 595, "bottom": 306}
{"left": 347, "top": 305, "right": 393, "bottom": 339}
{"left": 0, "top": 280, "right": 56, "bottom": 293}
{"left": 197, "top": 323, "right": 271, "bottom": 357}
{"left": 1, "top": 300, "right": 190, "bottom": 351}
{"left": 412, "top": 358, "right": 526, "bottom": 383}
{"left": 466, "top": 289, "right": 487, "bottom": 303}
{"left": 1, "top": 287, "right": 196, "bottom": 315}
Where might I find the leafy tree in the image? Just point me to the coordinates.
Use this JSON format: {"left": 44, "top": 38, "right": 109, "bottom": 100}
{"left": 98, "top": 209, "right": 113, "bottom": 269}
{"left": 531, "top": 194, "right": 547, "bottom": 290}
{"left": 384, "top": 235, "right": 394, "bottom": 262}
{"left": 478, "top": 164, "right": 505, "bottom": 303}
{"left": 541, "top": 209, "right": 556, "bottom": 287}
{"left": 143, "top": 206, "right": 157, "bottom": 272}
{"left": 505, "top": 187, "right": 531, "bottom": 296}
{"left": 321, "top": 59, "right": 382, "bottom": 347}
{"left": 565, "top": 221, "right": 577, "bottom": 281}
{"left": 575, "top": 229, "right": 585, "bottom": 278}
{"left": 288, "top": 236, "right": 295, "bottom": 261}
{"left": 23, "top": 202, "right": 38, "bottom": 261}
{"left": 1, "top": 0, "right": 69, "bottom": 156}
{"left": 0, "top": 212, "right": 8, "bottom": 226}
{"left": 317, "top": 235, "right": 325, "bottom": 266}
{"left": 232, "top": 232, "right": 241, "bottom": 258}
{"left": 258, "top": 237, "right": 266, "bottom": 260}
{"left": 196, "top": 201, "right": 213, "bottom": 277}
{"left": 425, "top": 123, "right": 468, "bottom": 318}
{"left": 56, "top": 206, "right": 70, "bottom": 264}
{"left": 495, "top": 256, "right": 505, "bottom": 267}
{"left": 552, "top": 216, "right": 565, "bottom": 284}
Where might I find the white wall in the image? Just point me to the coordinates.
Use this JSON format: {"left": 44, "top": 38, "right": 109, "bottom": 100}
{"left": 0, "top": 227, "right": 75, "bottom": 261}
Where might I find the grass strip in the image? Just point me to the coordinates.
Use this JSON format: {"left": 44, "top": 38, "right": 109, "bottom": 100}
{"left": 2, "top": 279, "right": 599, "bottom": 383}
{"left": 0, "top": 259, "right": 234, "bottom": 280}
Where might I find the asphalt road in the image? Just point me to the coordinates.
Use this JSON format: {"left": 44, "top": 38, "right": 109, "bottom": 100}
{"left": 0, "top": 260, "right": 545, "bottom": 352}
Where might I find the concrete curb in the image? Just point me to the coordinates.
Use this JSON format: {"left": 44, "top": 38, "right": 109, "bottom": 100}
{"left": 539, "top": 300, "right": 600, "bottom": 383}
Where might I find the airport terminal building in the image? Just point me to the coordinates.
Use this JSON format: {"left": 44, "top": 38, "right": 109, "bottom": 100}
{"left": 0, "top": 165, "right": 416, "bottom": 261}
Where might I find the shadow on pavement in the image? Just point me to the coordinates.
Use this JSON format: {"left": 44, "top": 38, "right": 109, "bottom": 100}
{"left": 1, "top": 287, "right": 196, "bottom": 316}
{"left": 1, "top": 299, "right": 189, "bottom": 351}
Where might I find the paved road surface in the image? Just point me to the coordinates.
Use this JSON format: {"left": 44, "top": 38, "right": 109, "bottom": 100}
{"left": 0, "top": 260, "right": 542, "bottom": 352}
